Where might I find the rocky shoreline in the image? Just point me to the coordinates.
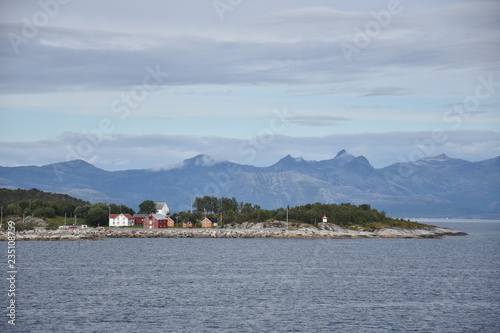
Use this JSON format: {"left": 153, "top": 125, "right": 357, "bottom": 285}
{"left": 1, "top": 223, "right": 467, "bottom": 241}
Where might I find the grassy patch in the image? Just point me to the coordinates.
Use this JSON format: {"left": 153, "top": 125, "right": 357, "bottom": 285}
{"left": 45, "top": 216, "right": 87, "bottom": 229}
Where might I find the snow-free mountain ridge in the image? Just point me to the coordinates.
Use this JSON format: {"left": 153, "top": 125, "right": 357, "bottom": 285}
{"left": 0, "top": 150, "right": 498, "bottom": 218}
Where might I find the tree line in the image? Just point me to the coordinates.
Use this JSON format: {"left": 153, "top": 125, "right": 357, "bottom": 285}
{"left": 175, "top": 196, "right": 397, "bottom": 227}
{"left": 1, "top": 188, "right": 90, "bottom": 219}
{"left": 1, "top": 188, "right": 140, "bottom": 227}
{"left": 1, "top": 189, "right": 411, "bottom": 229}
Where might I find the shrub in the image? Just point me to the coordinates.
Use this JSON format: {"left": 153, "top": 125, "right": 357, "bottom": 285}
{"left": 33, "top": 207, "right": 56, "bottom": 218}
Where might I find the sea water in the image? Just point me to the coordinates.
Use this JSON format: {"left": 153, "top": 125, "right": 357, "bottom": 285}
{"left": 1, "top": 221, "right": 499, "bottom": 332}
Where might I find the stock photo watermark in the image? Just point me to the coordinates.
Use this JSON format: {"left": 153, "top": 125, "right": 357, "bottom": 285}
{"left": 51, "top": 64, "right": 169, "bottom": 181}
{"left": 442, "top": 74, "right": 499, "bottom": 129}
{"left": 6, "top": 220, "right": 17, "bottom": 326}
{"left": 237, "top": 108, "right": 290, "bottom": 163}
{"left": 7, "top": 0, "right": 71, "bottom": 54}
{"left": 192, "top": 107, "right": 290, "bottom": 198}
{"left": 340, "top": 0, "right": 407, "bottom": 62}
{"left": 213, "top": 0, "right": 243, "bottom": 21}
{"left": 384, "top": 73, "right": 499, "bottom": 187}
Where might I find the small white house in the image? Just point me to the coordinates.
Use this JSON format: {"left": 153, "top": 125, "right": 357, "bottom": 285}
{"left": 322, "top": 215, "right": 328, "bottom": 223}
{"left": 155, "top": 202, "right": 169, "bottom": 216}
{"left": 109, "top": 213, "right": 135, "bottom": 227}
{"left": 59, "top": 225, "right": 88, "bottom": 229}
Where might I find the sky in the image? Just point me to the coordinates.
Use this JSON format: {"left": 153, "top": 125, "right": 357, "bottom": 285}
{"left": 0, "top": 0, "right": 499, "bottom": 171}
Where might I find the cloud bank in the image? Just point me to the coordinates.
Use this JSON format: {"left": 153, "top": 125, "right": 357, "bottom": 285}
{"left": 0, "top": 130, "right": 498, "bottom": 171}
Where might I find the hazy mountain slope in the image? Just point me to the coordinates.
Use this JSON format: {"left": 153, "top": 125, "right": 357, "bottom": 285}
{"left": 381, "top": 155, "right": 500, "bottom": 215}
{"left": 1, "top": 151, "right": 498, "bottom": 218}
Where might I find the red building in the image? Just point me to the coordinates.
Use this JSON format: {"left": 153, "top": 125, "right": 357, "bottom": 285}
{"left": 133, "top": 214, "right": 147, "bottom": 226}
{"left": 143, "top": 214, "right": 169, "bottom": 229}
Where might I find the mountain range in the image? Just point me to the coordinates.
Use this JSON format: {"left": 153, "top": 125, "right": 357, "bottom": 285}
{"left": 0, "top": 150, "right": 499, "bottom": 218}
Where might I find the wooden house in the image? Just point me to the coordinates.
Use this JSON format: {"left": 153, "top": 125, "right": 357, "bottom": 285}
{"left": 201, "top": 217, "right": 217, "bottom": 228}
{"left": 155, "top": 202, "right": 169, "bottom": 216}
{"left": 133, "top": 213, "right": 147, "bottom": 226}
{"left": 109, "top": 213, "right": 135, "bottom": 227}
{"left": 166, "top": 216, "right": 178, "bottom": 227}
{"left": 143, "top": 214, "right": 169, "bottom": 229}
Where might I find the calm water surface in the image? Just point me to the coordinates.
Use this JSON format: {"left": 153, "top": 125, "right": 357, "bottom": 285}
{"left": 1, "top": 222, "right": 499, "bottom": 332}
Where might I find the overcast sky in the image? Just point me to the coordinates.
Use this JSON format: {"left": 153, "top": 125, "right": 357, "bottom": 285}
{"left": 0, "top": 0, "right": 499, "bottom": 170}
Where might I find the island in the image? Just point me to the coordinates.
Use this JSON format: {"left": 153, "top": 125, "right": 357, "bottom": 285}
{"left": 1, "top": 220, "right": 467, "bottom": 241}
{"left": 0, "top": 190, "right": 467, "bottom": 240}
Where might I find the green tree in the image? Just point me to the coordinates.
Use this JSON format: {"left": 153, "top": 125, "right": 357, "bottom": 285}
{"left": 85, "top": 206, "right": 108, "bottom": 227}
{"left": 31, "top": 199, "right": 47, "bottom": 210}
{"left": 274, "top": 209, "right": 286, "bottom": 220}
{"left": 19, "top": 200, "right": 30, "bottom": 211}
{"left": 5, "top": 204, "right": 21, "bottom": 216}
{"left": 49, "top": 201, "right": 63, "bottom": 216}
{"left": 33, "top": 207, "right": 56, "bottom": 218}
{"left": 139, "top": 200, "right": 157, "bottom": 214}
{"left": 75, "top": 205, "right": 91, "bottom": 219}
{"left": 221, "top": 197, "right": 238, "bottom": 214}
{"left": 359, "top": 204, "right": 371, "bottom": 211}
{"left": 110, "top": 203, "right": 135, "bottom": 215}
{"left": 92, "top": 202, "right": 109, "bottom": 211}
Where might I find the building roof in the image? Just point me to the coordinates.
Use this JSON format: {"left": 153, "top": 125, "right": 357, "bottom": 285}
{"left": 155, "top": 202, "right": 168, "bottom": 209}
{"left": 133, "top": 214, "right": 147, "bottom": 218}
{"left": 109, "top": 213, "right": 134, "bottom": 219}
{"left": 150, "top": 214, "right": 168, "bottom": 220}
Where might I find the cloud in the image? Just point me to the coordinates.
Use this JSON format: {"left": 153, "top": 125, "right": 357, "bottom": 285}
{"left": 361, "top": 87, "right": 411, "bottom": 97}
{"left": 287, "top": 114, "right": 350, "bottom": 127}
{"left": 0, "top": 1, "right": 498, "bottom": 168}
{"left": 0, "top": 131, "right": 498, "bottom": 171}
{"left": 261, "top": 7, "right": 369, "bottom": 24}
{"left": 1, "top": 1, "right": 499, "bottom": 95}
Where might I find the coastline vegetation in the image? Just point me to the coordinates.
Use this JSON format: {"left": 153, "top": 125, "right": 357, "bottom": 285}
{"left": 175, "top": 196, "right": 429, "bottom": 230}
{"left": 1, "top": 189, "right": 429, "bottom": 231}
{"left": 0, "top": 188, "right": 135, "bottom": 229}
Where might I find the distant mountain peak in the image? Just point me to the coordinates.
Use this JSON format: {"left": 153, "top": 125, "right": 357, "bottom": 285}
{"left": 182, "top": 154, "right": 224, "bottom": 167}
{"left": 411, "top": 154, "right": 471, "bottom": 169}
{"left": 421, "top": 154, "right": 449, "bottom": 161}
{"left": 277, "top": 155, "right": 305, "bottom": 163}
{"left": 269, "top": 154, "right": 307, "bottom": 170}
{"left": 1, "top": 153, "right": 498, "bottom": 218}
{"left": 333, "top": 149, "right": 356, "bottom": 163}
{"left": 50, "top": 159, "right": 99, "bottom": 170}
{"left": 415, "top": 154, "right": 457, "bottom": 165}
{"left": 335, "top": 149, "right": 348, "bottom": 158}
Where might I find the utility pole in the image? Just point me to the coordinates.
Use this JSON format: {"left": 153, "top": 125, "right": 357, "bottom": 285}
{"left": 65, "top": 213, "right": 67, "bottom": 225}
{"left": 286, "top": 205, "right": 289, "bottom": 230}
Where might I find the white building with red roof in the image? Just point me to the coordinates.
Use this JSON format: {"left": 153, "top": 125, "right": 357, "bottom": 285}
{"left": 109, "top": 213, "right": 135, "bottom": 227}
